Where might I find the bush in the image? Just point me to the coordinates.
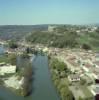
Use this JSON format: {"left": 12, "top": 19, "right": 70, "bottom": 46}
{"left": 80, "top": 78, "right": 86, "bottom": 85}
{"left": 82, "top": 43, "right": 91, "bottom": 50}
{"left": 8, "top": 40, "right": 18, "bottom": 49}
{"left": 21, "top": 52, "right": 30, "bottom": 58}
{"left": 8, "top": 54, "right": 17, "bottom": 65}
{"left": 21, "top": 65, "right": 33, "bottom": 96}
{"left": 0, "top": 79, "right": 4, "bottom": 85}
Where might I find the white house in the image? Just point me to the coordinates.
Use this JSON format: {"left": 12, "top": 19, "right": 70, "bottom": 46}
{"left": 68, "top": 74, "right": 80, "bottom": 82}
{"left": 43, "top": 47, "right": 48, "bottom": 53}
{"left": 94, "top": 61, "right": 99, "bottom": 68}
{"left": 0, "top": 63, "right": 16, "bottom": 75}
{"left": 89, "top": 84, "right": 99, "bottom": 96}
{"left": 48, "top": 25, "right": 56, "bottom": 32}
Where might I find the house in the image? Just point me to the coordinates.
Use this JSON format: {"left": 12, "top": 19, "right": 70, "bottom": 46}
{"left": 82, "top": 63, "right": 92, "bottom": 72}
{"left": 66, "top": 55, "right": 81, "bottom": 72}
{"left": 43, "top": 47, "right": 48, "bottom": 53}
{"left": 68, "top": 74, "right": 80, "bottom": 82}
{"left": 94, "top": 61, "right": 99, "bottom": 68}
{"left": 89, "top": 84, "right": 99, "bottom": 100}
{"left": 0, "top": 62, "right": 16, "bottom": 75}
{"left": 48, "top": 25, "right": 56, "bottom": 32}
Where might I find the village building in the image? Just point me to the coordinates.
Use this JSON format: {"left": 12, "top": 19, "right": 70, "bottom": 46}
{"left": 68, "top": 74, "right": 80, "bottom": 82}
{"left": 89, "top": 84, "right": 99, "bottom": 100}
{"left": 94, "top": 61, "right": 99, "bottom": 68}
{"left": 95, "top": 54, "right": 99, "bottom": 59}
{"left": 0, "top": 62, "right": 16, "bottom": 75}
{"left": 48, "top": 25, "right": 56, "bottom": 32}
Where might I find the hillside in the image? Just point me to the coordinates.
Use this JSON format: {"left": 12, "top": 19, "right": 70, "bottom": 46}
{"left": 26, "top": 25, "right": 99, "bottom": 51}
{"left": 0, "top": 25, "right": 99, "bottom": 51}
{"left": 0, "top": 25, "right": 48, "bottom": 40}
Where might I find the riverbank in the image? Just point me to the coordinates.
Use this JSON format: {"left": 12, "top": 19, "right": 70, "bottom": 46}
{"left": 48, "top": 56, "right": 74, "bottom": 100}
{"left": 0, "top": 53, "right": 34, "bottom": 97}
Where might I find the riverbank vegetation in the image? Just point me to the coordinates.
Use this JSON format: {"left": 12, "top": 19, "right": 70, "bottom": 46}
{"left": 0, "top": 53, "right": 17, "bottom": 65}
{"left": 49, "top": 57, "right": 74, "bottom": 100}
{"left": 8, "top": 40, "right": 18, "bottom": 49}
{"left": 21, "top": 66, "right": 33, "bottom": 96}
{"left": 15, "top": 54, "right": 33, "bottom": 96}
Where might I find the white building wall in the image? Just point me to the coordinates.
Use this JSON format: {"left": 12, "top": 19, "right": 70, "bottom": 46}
{"left": 0, "top": 65, "right": 16, "bottom": 75}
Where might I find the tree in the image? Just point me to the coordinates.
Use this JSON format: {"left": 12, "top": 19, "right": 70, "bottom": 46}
{"left": 96, "top": 27, "right": 99, "bottom": 33}
{"left": 26, "top": 47, "right": 33, "bottom": 54}
{"left": 54, "top": 79, "right": 60, "bottom": 87}
{"left": 8, "top": 40, "right": 18, "bottom": 49}
{"left": 80, "top": 78, "right": 86, "bottom": 85}
{"left": 82, "top": 43, "right": 91, "bottom": 50}
{"left": 79, "top": 96, "right": 83, "bottom": 100}
{"left": 26, "top": 31, "right": 78, "bottom": 48}
{"left": 60, "top": 86, "right": 74, "bottom": 100}
{"left": 21, "top": 51, "right": 30, "bottom": 58}
{"left": 21, "top": 63, "right": 33, "bottom": 96}
{"left": 23, "top": 66, "right": 33, "bottom": 80}
{"left": 8, "top": 54, "right": 17, "bottom": 65}
{"left": 51, "top": 58, "right": 67, "bottom": 71}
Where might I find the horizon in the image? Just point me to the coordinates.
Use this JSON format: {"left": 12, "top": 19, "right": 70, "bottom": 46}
{"left": 0, "top": 23, "right": 98, "bottom": 26}
{"left": 0, "top": 0, "right": 99, "bottom": 25}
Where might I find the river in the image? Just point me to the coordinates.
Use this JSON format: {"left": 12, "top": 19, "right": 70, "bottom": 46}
{"left": 0, "top": 46, "right": 60, "bottom": 100}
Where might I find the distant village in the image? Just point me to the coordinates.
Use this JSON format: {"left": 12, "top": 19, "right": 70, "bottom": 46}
{"left": 48, "top": 48, "right": 99, "bottom": 100}
{"left": 48, "top": 25, "right": 98, "bottom": 33}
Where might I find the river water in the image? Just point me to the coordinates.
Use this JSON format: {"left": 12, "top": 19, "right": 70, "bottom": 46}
{"left": 0, "top": 46, "right": 60, "bottom": 100}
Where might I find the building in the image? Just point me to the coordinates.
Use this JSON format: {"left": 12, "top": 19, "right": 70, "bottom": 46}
{"left": 48, "top": 25, "right": 56, "bottom": 32}
{"left": 43, "top": 47, "right": 48, "bottom": 53}
{"left": 89, "top": 84, "right": 99, "bottom": 100}
{"left": 94, "top": 61, "right": 99, "bottom": 68}
{"left": 68, "top": 74, "right": 80, "bottom": 82}
{"left": 0, "top": 62, "right": 16, "bottom": 75}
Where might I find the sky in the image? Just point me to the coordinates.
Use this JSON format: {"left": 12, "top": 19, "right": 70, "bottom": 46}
{"left": 0, "top": 0, "right": 99, "bottom": 25}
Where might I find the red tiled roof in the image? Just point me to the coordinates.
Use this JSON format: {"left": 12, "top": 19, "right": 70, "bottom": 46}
{"left": 84, "top": 63, "right": 92, "bottom": 68}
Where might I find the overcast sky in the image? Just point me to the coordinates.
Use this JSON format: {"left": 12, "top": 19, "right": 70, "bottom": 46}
{"left": 0, "top": 0, "right": 99, "bottom": 25}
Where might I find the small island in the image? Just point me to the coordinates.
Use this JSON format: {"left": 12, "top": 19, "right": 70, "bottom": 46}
{"left": 0, "top": 48, "right": 34, "bottom": 97}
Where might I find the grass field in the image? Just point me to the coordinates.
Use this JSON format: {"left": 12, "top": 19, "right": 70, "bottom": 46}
{"left": 77, "top": 32, "right": 99, "bottom": 51}
{"left": 0, "top": 55, "right": 9, "bottom": 63}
